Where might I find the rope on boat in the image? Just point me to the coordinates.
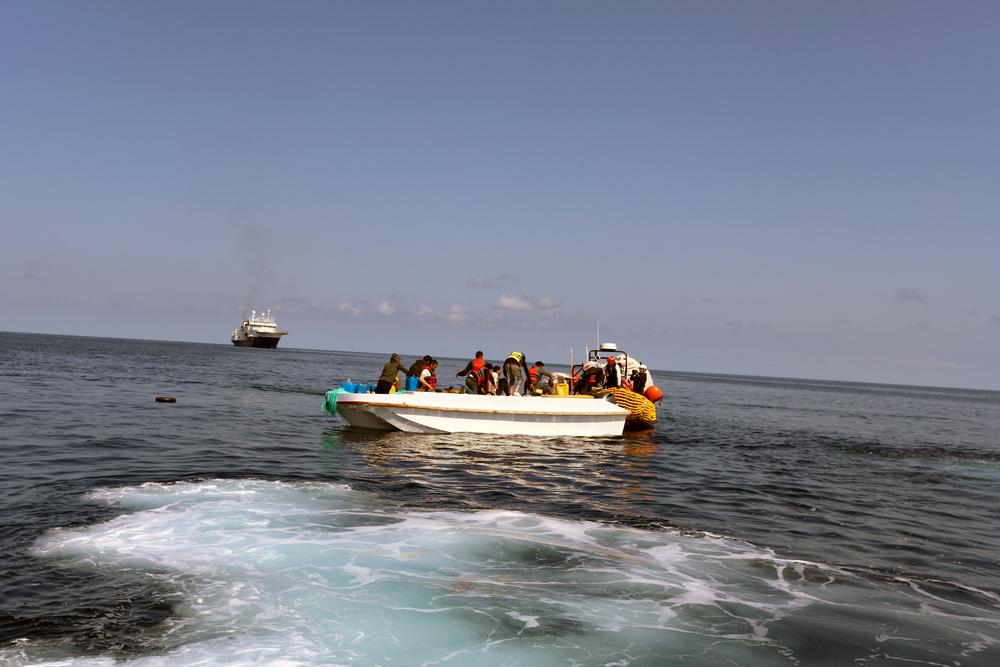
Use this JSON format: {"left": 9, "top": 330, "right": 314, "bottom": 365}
{"left": 323, "top": 388, "right": 345, "bottom": 415}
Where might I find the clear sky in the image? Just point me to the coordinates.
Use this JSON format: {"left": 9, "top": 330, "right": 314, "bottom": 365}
{"left": 2, "top": 1, "right": 998, "bottom": 389}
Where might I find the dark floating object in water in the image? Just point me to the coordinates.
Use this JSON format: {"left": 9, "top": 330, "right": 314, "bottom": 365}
{"left": 155, "top": 396, "right": 176, "bottom": 403}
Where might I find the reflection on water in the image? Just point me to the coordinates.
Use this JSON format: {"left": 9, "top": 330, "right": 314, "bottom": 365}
{"left": 318, "top": 425, "right": 668, "bottom": 515}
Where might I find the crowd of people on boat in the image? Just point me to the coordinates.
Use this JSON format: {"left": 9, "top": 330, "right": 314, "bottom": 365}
{"left": 575, "top": 355, "right": 652, "bottom": 394}
{"left": 374, "top": 350, "right": 654, "bottom": 398}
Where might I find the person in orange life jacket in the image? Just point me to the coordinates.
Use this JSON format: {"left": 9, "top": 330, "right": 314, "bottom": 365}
{"left": 575, "top": 361, "right": 604, "bottom": 394}
{"left": 462, "top": 364, "right": 490, "bottom": 395}
{"left": 456, "top": 351, "right": 486, "bottom": 379}
{"left": 502, "top": 351, "right": 531, "bottom": 395}
{"left": 418, "top": 359, "right": 439, "bottom": 391}
{"left": 457, "top": 361, "right": 488, "bottom": 394}
{"left": 526, "top": 361, "right": 552, "bottom": 393}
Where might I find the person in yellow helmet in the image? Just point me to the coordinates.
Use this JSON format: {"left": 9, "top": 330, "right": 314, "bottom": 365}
{"left": 502, "top": 351, "right": 530, "bottom": 396}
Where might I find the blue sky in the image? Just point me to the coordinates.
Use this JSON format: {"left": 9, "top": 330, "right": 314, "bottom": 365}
{"left": 2, "top": 1, "right": 998, "bottom": 389}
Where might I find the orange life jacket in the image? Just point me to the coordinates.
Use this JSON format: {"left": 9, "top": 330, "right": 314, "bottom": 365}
{"left": 472, "top": 357, "right": 485, "bottom": 372}
{"left": 473, "top": 368, "right": 489, "bottom": 393}
{"left": 528, "top": 367, "right": 539, "bottom": 383}
{"left": 427, "top": 372, "right": 437, "bottom": 389}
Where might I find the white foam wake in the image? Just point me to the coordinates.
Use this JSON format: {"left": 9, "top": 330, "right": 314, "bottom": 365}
{"left": 10, "top": 479, "right": 996, "bottom": 666}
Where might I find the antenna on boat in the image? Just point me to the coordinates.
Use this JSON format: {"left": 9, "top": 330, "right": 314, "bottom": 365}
{"left": 597, "top": 320, "right": 600, "bottom": 347}
{"left": 569, "top": 347, "right": 573, "bottom": 393}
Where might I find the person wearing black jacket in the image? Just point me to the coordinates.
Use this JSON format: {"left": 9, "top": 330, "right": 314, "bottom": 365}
{"left": 408, "top": 355, "right": 432, "bottom": 377}
{"left": 375, "top": 353, "right": 409, "bottom": 394}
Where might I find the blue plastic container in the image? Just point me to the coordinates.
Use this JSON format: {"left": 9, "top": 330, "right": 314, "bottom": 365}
{"left": 341, "top": 382, "right": 358, "bottom": 393}
{"left": 405, "top": 376, "right": 419, "bottom": 391}
{"left": 356, "top": 383, "right": 370, "bottom": 394}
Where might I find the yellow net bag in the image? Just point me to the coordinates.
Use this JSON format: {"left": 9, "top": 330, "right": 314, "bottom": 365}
{"left": 597, "top": 387, "right": 657, "bottom": 427}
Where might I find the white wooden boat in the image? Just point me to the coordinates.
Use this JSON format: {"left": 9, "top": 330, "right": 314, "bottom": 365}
{"left": 325, "top": 390, "right": 628, "bottom": 437}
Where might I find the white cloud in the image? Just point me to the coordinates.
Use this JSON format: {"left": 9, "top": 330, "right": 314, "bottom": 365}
{"left": 417, "top": 305, "right": 433, "bottom": 317}
{"left": 338, "top": 301, "right": 361, "bottom": 317}
{"left": 446, "top": 304, "right": 469, "bottom": 324}
{"left": 497, "top": 294, "right": 533, "bottom": 311}
{"left": 497, "top": 293, "right": 560, "bottom": 314}
{"left": 375, "top": 300, "right": 395, "bottom": 316}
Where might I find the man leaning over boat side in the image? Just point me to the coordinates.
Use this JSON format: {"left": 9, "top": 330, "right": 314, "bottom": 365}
{"left": 526, "top": 361, "right": 553, "bottom": 395}
{"left": 456, "top": 351, "right": 486, "bottom": 378}
{"left": 457, "top": 351, "right": 487, "bottom": 395}
{"left": 502, "top": 351, "right": 530, "bottom": 396}
{"left": 375, "top": 353, "right": 409, "bottom": 394}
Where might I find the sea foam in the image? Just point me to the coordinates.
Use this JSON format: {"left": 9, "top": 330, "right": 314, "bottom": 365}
{"left": 11, "top": 479, "right": 995, "bottom": 666}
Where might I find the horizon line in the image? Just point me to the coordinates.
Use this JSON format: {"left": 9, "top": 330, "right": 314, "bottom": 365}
{"left": 3, "top": 328, "right": 997, "bottom": 395}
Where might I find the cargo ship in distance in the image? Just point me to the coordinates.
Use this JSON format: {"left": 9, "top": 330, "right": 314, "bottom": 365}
{"left": 231, "top": 309, "right": 287, "bottom": 348}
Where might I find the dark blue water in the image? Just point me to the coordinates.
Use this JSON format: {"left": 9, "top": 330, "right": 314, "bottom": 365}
{"left": 1, "top": 332, "right": 998, "bottom": 666}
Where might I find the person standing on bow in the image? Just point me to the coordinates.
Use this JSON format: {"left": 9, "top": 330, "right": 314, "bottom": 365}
{"left": 502, "top": 351, "right": 530, "bottom": 396}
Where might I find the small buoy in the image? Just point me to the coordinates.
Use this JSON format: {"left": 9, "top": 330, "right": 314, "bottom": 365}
{"left": 643, "top": 386, "right": 663, "bottom": 402}
{"left": 155, "top": 396, "right": 176, "bottom": 403}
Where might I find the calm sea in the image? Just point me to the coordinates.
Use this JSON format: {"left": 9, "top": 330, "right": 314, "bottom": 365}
{"left": 1, "top": 331, "right": 998, "bottom": 666}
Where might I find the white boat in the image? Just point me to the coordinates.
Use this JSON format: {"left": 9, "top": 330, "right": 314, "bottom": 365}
{"left": 231, "top": 309, "right": 288, "bottom": 348}
{"left": 325, "top": 391, "right": 629, "bottom": 437}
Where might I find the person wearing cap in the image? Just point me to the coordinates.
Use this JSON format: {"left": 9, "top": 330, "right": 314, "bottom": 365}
{"left": 630, "top": 364, "right": 649, "bottom": 394}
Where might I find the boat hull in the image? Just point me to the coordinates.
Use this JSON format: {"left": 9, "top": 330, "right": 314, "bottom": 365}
{"left": 332, "top": 392, "right": 628, "bottom": 437}
{"left": 231, "top": 335, "right": 283, "bottom": 348}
